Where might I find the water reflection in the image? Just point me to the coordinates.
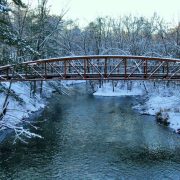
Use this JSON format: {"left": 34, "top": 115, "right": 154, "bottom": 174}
{"left": 0, "top": 91, "right": 179, "bottom": 179}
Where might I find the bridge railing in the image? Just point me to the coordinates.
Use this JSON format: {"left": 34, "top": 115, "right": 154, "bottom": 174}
{"left": 0, "top": 55, "right": 180, "bottom": 81}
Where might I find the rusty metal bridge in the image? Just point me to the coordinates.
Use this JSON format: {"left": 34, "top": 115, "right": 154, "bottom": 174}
{"left": 0, "top": 55, "right": 180, "bottom": 82}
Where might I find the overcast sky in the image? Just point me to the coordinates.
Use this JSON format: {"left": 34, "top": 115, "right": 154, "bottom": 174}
{"left": 28, "top": 0, "right": 180, "bottom": 26}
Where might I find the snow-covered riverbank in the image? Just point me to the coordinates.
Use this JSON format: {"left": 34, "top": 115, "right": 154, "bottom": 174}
{"left": 93, "top": 81, "right": 145, "bottom": 96}
{"left": 0, "top": 82, "right": 52, "bottom": 142}
{"left": 93, "top": 81, "right": 180, "bottom": 133}
{"left": 0, "top": 80, "right": 86, "bottom": 142}
{"left": 0, "top": 82, "right": 46, "bottom": 126}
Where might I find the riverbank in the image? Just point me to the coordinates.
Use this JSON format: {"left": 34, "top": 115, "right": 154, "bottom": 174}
{"left": 0, "top": 82, "right": 50, "bottom": 143}
{"left": 93, "top": 81, "right": 180, "bottom": 134}
{"left": 0, "top": 80, "right": 86, "bottom": 143}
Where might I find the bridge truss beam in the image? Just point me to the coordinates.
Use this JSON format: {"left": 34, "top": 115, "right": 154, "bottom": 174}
{"left": 0, "top": 55, "right": 180, "bottom": 82}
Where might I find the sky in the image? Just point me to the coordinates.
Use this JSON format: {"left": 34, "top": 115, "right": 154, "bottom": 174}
{"left": 28, "top": 0, "right": 180, "bottom": 26}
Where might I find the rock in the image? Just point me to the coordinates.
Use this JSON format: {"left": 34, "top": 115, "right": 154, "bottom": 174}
{"left": 156, "top": 111, "right": 170, "bottom": 126}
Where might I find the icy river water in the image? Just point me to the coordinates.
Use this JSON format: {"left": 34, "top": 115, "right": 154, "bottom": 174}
{"left": 0, "top": 85, "right": 180, "bottom": 179}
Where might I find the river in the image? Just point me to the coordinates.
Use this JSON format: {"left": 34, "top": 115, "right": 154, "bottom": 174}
{"left": 0, "top": 85, "right": 180, "bottom": 179}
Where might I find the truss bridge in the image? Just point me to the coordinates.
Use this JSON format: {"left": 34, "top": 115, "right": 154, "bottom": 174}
{"left": 0, "top": 55, "right": 180, "bottom": 82}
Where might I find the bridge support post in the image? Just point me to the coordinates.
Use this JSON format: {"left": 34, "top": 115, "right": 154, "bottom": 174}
{"left": 166, "top": 62, "right": 169, "bottom": 78}
{"left": 44, "top": 62, "right": 47, "bottom": 78}
{"left": 144, "top": 60, "right": 147, "bottom": 78}
{"left": 104, "top": 58, "right": 107, "bottom": 78}
{"left": 25, "top": 64, "right": 28, "bottom": 79}
{"left": 64, "top": 60, "right": 67, "bottom": 78}
{"left": 84, "top": 59, "right": 86, "bottom": 78}
{"left": 124, "top": 58, "right": 127, "bottom": 79}
{"left": 6, "top": 68, "right": 9, "bottom": 80}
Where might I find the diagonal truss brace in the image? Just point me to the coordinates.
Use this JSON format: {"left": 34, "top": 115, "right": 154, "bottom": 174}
{"left": 28, "top": 65, "right": 46, "bottom": 80}
{"left": 88, "top": 60, "right": 104, "bottom": 77}
{"left": 47, "top": 63, "right": 64, "bottom": 78}
{"left": 168, "top": 66, "right": 180, "bottom": 80}
{"left": 11, "top": 67, "right": 26, "bottom": 80}
{"left": 148, "top": 61, "right": 165, "bottom": 79}
{"left": 128, "top": 60, "right": 145, "bottom": 78}
{"left": 107, "top": 60, "right": 123, "bottom": 77}
{"left": 69, "top": 62, "right": 84, "bottom": 78}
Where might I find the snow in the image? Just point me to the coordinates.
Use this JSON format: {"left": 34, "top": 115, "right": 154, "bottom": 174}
{"left": 0, "top": 80, "right": 86, "bottom": 142}
{"left": 139, "top": 95, "right": 179, "bottom": 115}
{"left": 35, "top": 55, "right": 180, "bottom": 63}
{"left": 0, "top": 4, "right": 10, "bottom": 12}
{"left": 137, "top": 94, "right": 180, "bottom": 133}
{"left": 93, "top": 81, "right": 180, "bottom": 133}
{"left": 169, "top": 113, "right": 180, "bottom": 132}
{"left": 93, "top": 82, "right": 144, "bottom": 96}
{"left": 0, "top": 82, "right": 54, "bottom": 142}
{"left": 62, "top": 80, "right": 86, "bottom": 86}
{"left": 0, "top": 82, "right": 46, "bottom": 127}
{"left": 135, "top": 82, "right": 180, "bottom": 133}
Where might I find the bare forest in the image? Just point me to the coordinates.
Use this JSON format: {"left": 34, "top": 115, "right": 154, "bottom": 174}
{"left": 0, "top": 0, "right": 179, "bottom": 66}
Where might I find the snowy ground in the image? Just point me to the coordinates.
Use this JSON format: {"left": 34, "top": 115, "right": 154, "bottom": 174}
{"left": 93, "top": 81, "right": 180, "bottom": 133}
{"left": 0, "top": 82, "right": 52, "bottom": 142}
{"left": 62, "top": 80, "right": 86, "bottom": 86}
{"left": 0, "top": 80, "right": 86, "bottom": 122}
{"left": 0, "top": 80, "right": 86, "bottom": 142}
{"left": 0, "top": 83, "right": 44, "bottom": 127}
{"left": 93, "top": 81, "right": 144, "bottom": 96}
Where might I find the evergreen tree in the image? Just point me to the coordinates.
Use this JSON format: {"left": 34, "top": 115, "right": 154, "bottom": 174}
{"left": 0, "top": 0, "right": 37, "bottom": 65}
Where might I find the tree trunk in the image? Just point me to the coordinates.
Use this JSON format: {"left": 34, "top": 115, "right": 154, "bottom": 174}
{"left": 0, "top": 81, "right": 12, "bottom": 120}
